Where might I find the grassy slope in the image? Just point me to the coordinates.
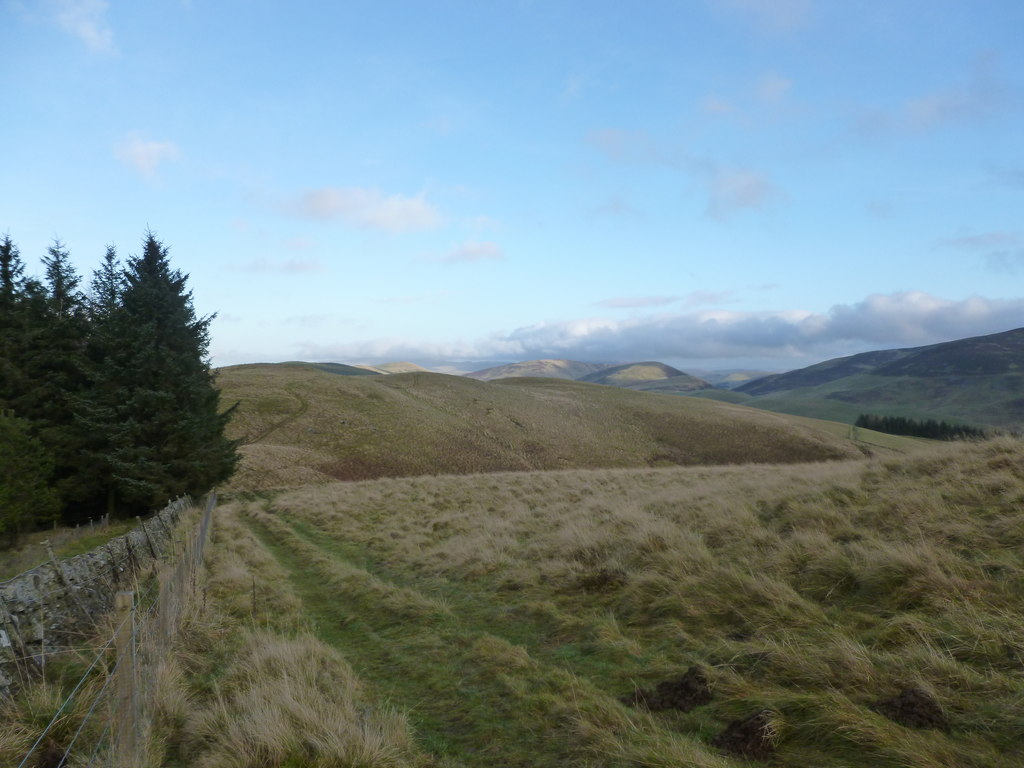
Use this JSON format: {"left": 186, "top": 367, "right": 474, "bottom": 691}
{"left": 216, "top": 364, "right": 871, "bottom": 490}
{"left": 717, "top": 373, "right": 1024, "bottom": 430}
{"left": 213, "top": 437, "right": 1024, "bottom": 767}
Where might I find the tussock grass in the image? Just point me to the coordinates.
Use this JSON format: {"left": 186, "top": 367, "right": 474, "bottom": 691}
{"left": 224, "top": 437, "right": 1024, "bottom": 766}
{"left": 182, "top": 631, "right": 417, "bottom": 768}
{"left": 151, "top": 501, "right": 431, "bottom": 768}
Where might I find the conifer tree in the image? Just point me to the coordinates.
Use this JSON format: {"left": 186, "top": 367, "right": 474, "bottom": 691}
{"left": 76, "top": 245, "right": 130, "bottom": 516}
{"left": 0, "top": 236, "right": 47, "bottom": 416}
{"left": 0, "top": 414, "right": 59, "bottom": 547}
{"left": 92, "top": 232, "right": 237, "bottom": 514}
{"left": 22, "top": 239, "right": 93, "bottom": 514}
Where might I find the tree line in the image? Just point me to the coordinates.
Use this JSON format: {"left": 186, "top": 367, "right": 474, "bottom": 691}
{"left": 0, "top": 231, "right": 237, "bottom": 545}
{"left": 854, "top": 413, "right": 986, "bottom": 441}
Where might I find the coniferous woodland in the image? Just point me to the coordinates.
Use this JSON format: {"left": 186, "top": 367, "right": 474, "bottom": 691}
{"left": 854, "top": 413, "right": 987, "bottom": 441}
{"left": 0, "top": 231, "right": 238, "bottom": 545}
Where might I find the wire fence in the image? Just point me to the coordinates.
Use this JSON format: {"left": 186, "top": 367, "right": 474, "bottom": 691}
{"left": 11, "top": 493, "right": 215, "bottom": 768}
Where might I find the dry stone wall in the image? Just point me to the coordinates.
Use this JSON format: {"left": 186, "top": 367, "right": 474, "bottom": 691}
{"left": 0, "top": 497, "right": 193, "bottom": 698}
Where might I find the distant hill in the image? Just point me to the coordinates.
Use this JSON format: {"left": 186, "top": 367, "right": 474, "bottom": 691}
{"left": 693, "top": 369, "right": 784, "bottom": 389}
{"left": 727, "top": 327, "right": 1024, "bottom": 430}
{"left": 354, "top": 362, "right": 430, "bottom": 375}
{"left": 579, "top": 362, "right": 713, "bottom": 393}
{"left": 216, "top": 363, "right": 871, "bottom": 490}
{"left": 282, "top": 361, "right": 381, "bottom": 377}
{"left": 736, "top": 349, "right": 915, "bottom": 396}
{"left": 465, "top": 359, "right": 611, "bottom": 381}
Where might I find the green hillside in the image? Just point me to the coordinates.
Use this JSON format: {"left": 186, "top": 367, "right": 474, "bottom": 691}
{"left": 730, "top": 328, "right": 1024, "bottom": 431}
{"left": 216, "top": 363, "right": 877, "bottom": 490}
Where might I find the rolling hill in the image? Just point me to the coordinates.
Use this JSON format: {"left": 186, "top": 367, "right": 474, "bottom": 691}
{"left": 216, "top": 363, "right": 878, "bottom": 490}
{"left": 353, "top": 361, "right": 431, "bottom": 374}
{"left": 465, "top": 359, "right": 610, "bottom": 381}
{"left": 718, "top": 327, "right": 1024, "bottom": 430}
{"left": 579, "top": 361, "right": 714, "bottom": 392}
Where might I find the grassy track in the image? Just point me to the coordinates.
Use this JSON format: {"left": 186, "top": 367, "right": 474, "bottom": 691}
{"left": 243, "top": 505, "right": 643, "bottom": 767}
{"left": 214, "top": 440, "right": 1024, "bottom": 767}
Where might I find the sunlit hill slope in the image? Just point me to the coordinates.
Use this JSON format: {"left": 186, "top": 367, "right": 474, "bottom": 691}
{"left": 216, "top": 363, "right": 868, "bottom": 490}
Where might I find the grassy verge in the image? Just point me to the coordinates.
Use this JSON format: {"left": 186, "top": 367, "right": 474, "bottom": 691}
{"left": 152, "top": 499, "right": 429, "bottom": 768}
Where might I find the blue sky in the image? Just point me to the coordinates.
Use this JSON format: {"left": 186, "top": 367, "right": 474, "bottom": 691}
{"left": 4, "top": 0, "right": 1023, "bottom": 372}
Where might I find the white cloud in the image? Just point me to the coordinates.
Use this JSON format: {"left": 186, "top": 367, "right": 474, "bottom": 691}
{"left": 488, "top": 292, "right": 1022, "bottom": 363}
{"left": 288, "top": 187, "right": 441, "bottom": 232}
{"left": 115, "top": 135, "right": 180, "bottom": 178}
{"left": 441, "top": 241, "right": 504, "bottom": 264}
{"left": 295, "top": 291, "right": 1024, "bottom": 367}
{"left": 52, "top": 0, "right": 114, "bottom": 53}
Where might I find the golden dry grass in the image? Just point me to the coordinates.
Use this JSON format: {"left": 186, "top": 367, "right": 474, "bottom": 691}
{"left": 151, "top": 500, "right": 432, "bottom": 768}
{"left": 216, "top": 364, "right": 884, "bottom": 491}
{"left": 219, "top": 437, "right": 1024, "bottom": 767}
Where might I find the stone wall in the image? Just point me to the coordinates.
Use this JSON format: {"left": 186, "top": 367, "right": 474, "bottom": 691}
{"left": 0, "top": 497, "right": 194, "bottom": 698}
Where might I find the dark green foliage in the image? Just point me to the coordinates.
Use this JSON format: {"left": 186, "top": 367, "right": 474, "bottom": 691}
{"left": 84, "top": 233, "right": 238, "bottom": 514}
{"left": 0, "top": 231, "right": 237, "bottom": 525}
{"left": 0, "top": 415, "right": 59, "bottom": 547}
{"left": 854, "top": 413, "right": 986, "bottom": 440}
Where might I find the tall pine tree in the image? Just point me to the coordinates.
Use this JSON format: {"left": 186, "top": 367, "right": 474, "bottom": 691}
{"left": 90, "top": 232, "right": 237, "bottom": 514}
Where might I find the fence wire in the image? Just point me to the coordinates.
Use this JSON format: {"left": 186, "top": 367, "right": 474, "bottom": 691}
{"left": 10, "top": 492, "right": 216, "bottom": 768}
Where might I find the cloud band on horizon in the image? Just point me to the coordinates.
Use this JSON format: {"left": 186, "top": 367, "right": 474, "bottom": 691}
{"left": 289, "top": 291, "right": 1024, "bottom": 367}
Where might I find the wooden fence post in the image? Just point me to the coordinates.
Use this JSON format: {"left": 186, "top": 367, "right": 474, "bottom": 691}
{"left": 114, "top": 591, "right": 137, "bottom": 768}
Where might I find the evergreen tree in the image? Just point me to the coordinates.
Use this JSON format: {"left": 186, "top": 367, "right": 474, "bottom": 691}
{"left": 91, "top": 232, "right": 237, "bottom": 514}
{"left": 76, "top": 245, "right": 130, "bottom": 517}
{"left": 21, "top": 239, "right": 93, "bottom": 516}
{"left": 0, "top": 236, "right": 47, "bottom": 416}
{"left": 0, "top": 235, "right": 27, "bottom": 408}
{"left": 0, "top": 415, "right": 59, "bottom": 547}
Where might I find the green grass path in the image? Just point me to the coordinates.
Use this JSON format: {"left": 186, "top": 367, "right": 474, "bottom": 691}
{"left": 242, "top": 507, "right": 651, "bottom": 768}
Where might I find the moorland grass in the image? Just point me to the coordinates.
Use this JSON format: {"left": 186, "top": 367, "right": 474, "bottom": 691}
{"left": 215, "top": 365, "right": 882, "bottom": 490}
{"left": 217, "top": 437, "right": 1024, "bottom": 767}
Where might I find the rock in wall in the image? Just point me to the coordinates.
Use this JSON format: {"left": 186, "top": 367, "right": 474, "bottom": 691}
{"left": 0, "top": 497, "right": 194, "bottom": 698}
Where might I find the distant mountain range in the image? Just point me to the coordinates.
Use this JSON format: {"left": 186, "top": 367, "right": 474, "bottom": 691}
{"left": 466, "top": 359, "right": 714, "bottom": 393}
